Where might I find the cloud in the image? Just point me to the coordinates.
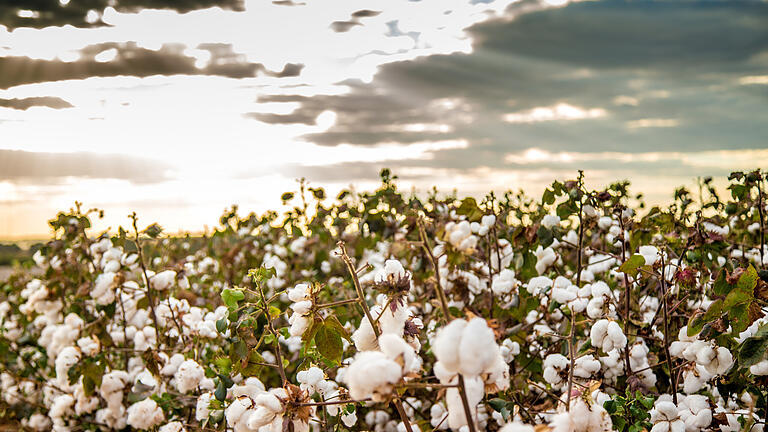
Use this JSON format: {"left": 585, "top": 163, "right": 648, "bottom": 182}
{"left": 502, "top": 103, "right": 607, "bottom": 123}
{"left": 0, "top": 42, "right": 302, "bottom": 89}
{"left": 0, "top": 96, "right": 73, "bottom": 110}
{"left": 0, "top": 0, "right": 244, "bottom": 29}
{"left": 0, "top": 150, "right": 171, "bottom": 183}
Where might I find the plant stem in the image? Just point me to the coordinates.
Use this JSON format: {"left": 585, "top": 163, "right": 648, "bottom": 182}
{"left": 255, "top": 280, "right": 287, "bottom": 385}
{"left": 659, "top": 255, "right": 677, "bottom": 404}
{"left": 337, "top": 241, "right": 380, "bottom": 339}
{"left": 618, "top": 214, "right": 634, "bottom": 381}
{"left": 131, "top": 213, "right": 163, "bottom": 346}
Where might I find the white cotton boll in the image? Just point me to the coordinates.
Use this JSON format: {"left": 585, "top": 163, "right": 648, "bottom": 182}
{"left": 55, "top": 346, "right": 81, "bottom": 387}
{"left": 23, "top": 413, "right": 51, "bottom": 431}
{"left": 352, "top": 313, "right": 380, "bottom": 351}
{"left": 484, "top": 352, "right": 510, "bottom": 392}
{"left": 543, "top": 354, "right": 569, "bottom": 389}
{"left": 650, "top": 401, "right": 684, "bottom": 432}
{"left": 591, "top": 320, "right": 627, "bottom": 353}
{"left": 639, "top": 246, "right": 660, "bottom": 266}
{"left": 127, "top": 398, "right": 165, "bottom": 430}
{"left": 583, "top": 205, "right": 598, "bottom": 219}
{"left": 703, "top": 346, "right": 733, "bottom": 376}
{"left": 377, "top": 259, "right": 407, "bottom": 282}
{"left": 92, "top": 272, "right": 117, "bottom": 305}
{"left": 379, "top": 334, "right": 419, "bottom": 373}
{"left": 500, "top": 339, "right": 520, "bottom": 363}
{"left": 159, "top": 421, "right": 186, "bottom": 432}
{"left": 482, "top": 214, "right": 496, "bottom": 228}
{"left": 750, "top": 360, "right": 768, "bottom": 375}
{"left": 535, "top": 247, "right": 557, "bottom": 274}
{"left": 446, "top": 375, "right": 484, "bottom": 430}
{"left": 678, "top": 395, "right": 711, "bottom": 432}
{"left": 175, "top": 359, "right": 205, "bottom": 393}
{"left": 288, "top": 284, "right": 310, "bottom": 302}
{"left": 161, "top": 353, "right": 186, "bottom": 376}
{"left": 343, "top": 351, "right": 403, "bottom": 402}
{"left": 226, "top": 396, "right": 253, "bottom": 426}
{"left": 291, "top": 300, "right": 312, "bottom": 315}
{"left": 458, "top": 318, "right": 499, "bottom": 376}
{"left": 573, "top": 355, "right": 601, "bottom": 379}
{"left": 342, "top": 411, "right": 358, "bottom": 427}
{"left": 255, "top": 391, "right": 284, "bottom": 414}
{"left": 598, "top": 217, "right": 614, "bottom": 230}
{"left": 49, "top": 394, "right": 75, "bottom": 418}
{"left": 379, "top": 303, "right": 410, "bottom": 335}
{"left": 289, "top": 314, "right": 311, "bottom": 338}
{"left": 542, "top": 214, "right": 561, "bottom": 229}
{"left": 499, "top": 422, "right": 535, "bottom": 432}
{"left": 432, "top": 319, "right": 467, "bottom": 374}
{"left": 527, "top": 276, "right": 552, "bottom": 296}
{"left": 492, "top": 269, "right": 518, "bottom": 296}
{"left": 196, "top": 392, "right": 214, "bottom": 421}
{"left": 151, "top": 270, "right": 176, "bottom": 291}
{"left": 76, "top": 336, "right": 100, "bottom": 356}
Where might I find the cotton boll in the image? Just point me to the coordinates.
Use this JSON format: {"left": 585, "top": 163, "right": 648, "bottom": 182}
{"left": 543, "top": 354, "right": 569, "bottom": 389}
{"left": 150, "top": 270, "right": 176, "bottom": 291}
{"left": 159, "top": 421, "right": 186, "bottom": 432}
{"left": 499, "top": 422, "right": 535, "bottom": 432}
{"left": 289, "top": 313, "right": 311, "bottom": 338}
{"left": 750, "top": 360, "right": 768, "bottom": 375}
{"left": 342, "top": 411, "right": 358, "bottom": 427}
{"left": 590, "top": 320, "right": 627, "bottom": 353}
{"left": 535, "top": 246, "right": 557, "bottom": 274}
{"left": 343, "top": 351, "right": 403, "bottom": 402}
{"left": 639, "top": 246, "right": 660, "bottom": 266}
{"left": 226, "top": 396, "right": 254, "bottom": 427}
{"left": 175, "top": 359, "right": 205, "bottom": 393}
{"left": 527, "top": 276, "right": 553, "bottom": 296}
{"left": 649, "top": 400, "right": 684, "bottom": 432}
{"left": 542, "top": 214, "right": 561, "bottom": 229}
{"left": 196, "top": 392, "right": 214, "bottom": 421}
{"left": 352, "top": 312, "right": 380, "bottom": 351}
{"left": 431, "top": 319, "right": 467, "bottom": 374}
{"left": 573, "top": 356, "right": 601, "bottom": 379}
{"left": 287, "top": 284, "right": 310, "bottom": 302}
{"left": 457, "top": 318, "right": 499, "bottom": 376}
{"left": 678, "top": 395, "right": 712, "bottom": 432}
{"left": 445, "top": 375, "right": 484, "bottom": 430}
{"left": 127, "top": 397, "right": 165, "bottom": 430}
{"left": 492, "top": 269, "right": 518, "bottom": 296}
{"left": 379, "top": 334, "right": 420, "bottom": 373}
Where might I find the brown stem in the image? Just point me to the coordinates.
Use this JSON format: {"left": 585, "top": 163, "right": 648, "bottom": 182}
{"left": 659, "top": 255, "right": 678, "bottom": 404}
{"left": 337, "top": 241, "right": 380, "bottom": 338}
{"left": 316, "top": 298, "right": 361, "bottom": 309}
{"left": 417, "top": 219, "right": 451, "bottom": 321}
{"left": 255, "top": 280, "right": 287, "bottom": 385}
{"left": 131, "top": 213, "right": 163, "bottom": 346}
{"left": 618, "top": 215, "right": 634, "bottom": 380}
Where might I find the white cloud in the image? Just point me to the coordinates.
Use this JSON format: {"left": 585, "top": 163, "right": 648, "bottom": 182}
{"left": 739, "top": 75, "right": 768, "bottom": 85}
{"left": 625, "top": 118, "right": 679, "bottom": 129}
{"left": 502, "top": 103, "right": 607, "bottom": 123}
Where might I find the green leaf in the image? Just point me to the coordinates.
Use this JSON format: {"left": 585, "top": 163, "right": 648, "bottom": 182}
{"left": 324, "top": 315, "right": 352, "bottom": 342}
{"left": 712, "top": 269, "right": 732, "bottom": 296}
{"left": 216, "top": 318, "right": 228, "bottom": 334}
{"left": 542, "top": 189, "right": 556, "bottom": 205}
{"left": 488, "top": 398, "right": 507, "bottom": 412}
{"left": 738, "top": 333, "right": 768, "bottom": 367}
{"left": 701, "top": 299, "right": 724, "bottom": 322}
{"left": 456, "top": 197, "right": 483, "bottom": 222}
{"left": 619, "top": 254, "right": 646, "bottom": 278}
{"left": 737, "top": 265, "right": 759, "bottom": 293}
{"left": 268, "top": 306, "right": 282, "bottom": 319}
{"left": 214, "top": 379, "right": 227, "bottom": 401}
{"left": 315, "top": 324, "right": 343, "bottom": 364}
{"left": 537, "top": 226, "right": 554, "bottom": 248}
{"left": 221, "top": 288, "right": 245, "bottom": 309}
{"left": 729, "top": 303, "right": 750, "bottom": 334}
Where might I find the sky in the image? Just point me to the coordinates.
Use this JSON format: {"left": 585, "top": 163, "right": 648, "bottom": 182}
{"left": 1, "top": 0, "right": 767, "bottom": 239}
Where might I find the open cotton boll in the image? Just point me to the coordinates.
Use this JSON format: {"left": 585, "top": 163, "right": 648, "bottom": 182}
{"left": 289, "top": 313, "right": 312, "bottom": 337}
{"left": 55, "top": 346, "right": 81, "bottom": 388}
{"left": 750, "top": 360, "right": 768, "bottom": 375}
{"left": 127, "top": 397, "right": 165, "bottom": 430}
{"left": 458, "top": 318, "right": 499, "bottom": 376}
{"left": 379, "top": 334, "right": 420, "bottom": 373}
{"left": 92, "top": 272, "right": 117, "bottom": 305}
{"left": 590, "top": 320, "right": 627, "bottom": 353}
{"left": 550, "top": 397, "right": 612, "bottom": 432}
{"left": 150, "top": 270, "right": 176, "bottom": 291}
{"left": 287, "top": 284, "right": 310, "bottom": 302}
{"left": 649, "top": 400, "right": 684, "bottom": 432}
{"left": 159, "top": 421, "right": 186, "bottom": 432}
{"left": 535, "top": 246, "right": 557, "bottom": 274}
{"left": 639, "top": 246, "right": 660, "bottom": 266}
{"left": 702, "top": 346, "right": 733, "bottom": 375}
{"left": 376, "top": 259, "right": 408, "bottom": 282}
{"left": 174, "top": 359, "right": 205, "bottom": 393}
{"left": 543, "top": 354, "right": 569, "bottom": 389}
{"left": 379, "top": 302, "right": 410, "bottom": 336}
{"left": 351, "top": 306, "right": 381, "bottom": 351}
{"left": 527, "top": 276, "right": 553, "bottom": 296}
{"left": 431, "top": 319, "right": 467, "bottom": 374}
{"left": 492, "top": 269, "right": 518, "bottom": 296}
{"left": 343, "top": 351, "right": 403, "bottom": 402}
{"left": 678, "top": 395, "right": 712, "bottom": 432}
{"left": 542, "top": 214, "right": 560, "bottom": 228}
{"left": 195, "top": 392, "right": 214, "bottom": 421}
{"left": 573, "top": 355, "right": 601, "bottom": 379}
{"left": 499, "top": 422, "right": 535, "bottom": 432}
{"left": 225, "top": 396, "right": 253, "bottom": 428}
{"left": 445, "top": 375, "right": 484, "bottom": 430}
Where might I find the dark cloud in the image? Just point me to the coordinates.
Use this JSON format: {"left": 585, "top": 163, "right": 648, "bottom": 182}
{"left": 262, "top": 0, "right": 768, "bottom": 170}
{"left": 0, "top": 42, "right": 302, "bottom": 89}
{"left": 0, "top": 0, "right": 244, "bottom": 29}
{"left": 0, "top": 150, "right": 171, "bottom": 183}
{"left": 330, "top": 20, "right": 360, "bottom": 33}
{"left": 351, "top": 9, "right": 381, "bottom": 18}
{"left": 330, "top": 8, "right": 382, "bottom": 32}
{"left": 0, "top": 96, "right": 73, "bottom": 110}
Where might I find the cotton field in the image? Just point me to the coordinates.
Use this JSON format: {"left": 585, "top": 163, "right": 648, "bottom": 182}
{"left": 1, "top": 170, "right": 767, "bottom": 432}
